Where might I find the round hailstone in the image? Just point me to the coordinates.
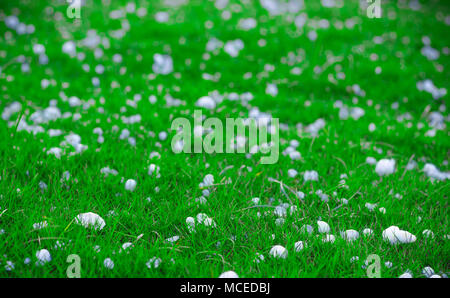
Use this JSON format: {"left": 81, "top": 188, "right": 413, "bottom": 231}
{"left": 251, "top": 197, "right": 260, "bottom": 205}
{"left": 125, "top": 179, "right": 137, "bottom": 191}
{"left": 422, "top": 266, "right": 435, "bottom": 277}
{"left": 294, "top": 241, "right": 305, "bottom": 252}
{"left": 341, "top": 230, "right": 359, "bottom": 241}
{"left": 195, "top": 96, "right": 216, "bottom": 110}
{"left": 375, "top": 159, "right": 396, "bottom": 176}
{"left": 288, "top": 169, "right": 298, "bottom": 178}
{"left": 317, "top": 221, "right": 330, "bottom": 233}
{"left": 146, "top": 257, "right": 162, "bottom": 269}
{"left": 399, "top": 271, "right": 413, "bottom": 278}
{"left": 36, "top": 249, "right": 52, "bottom": 265}
{"left": 301, "top": 224, "right": 314, "bottom": 234}
{"left": 166, "top": 236, "right": 180, "bottom": 243}
{"left": 75, "top": 212, "right": 106, "bottom": 231}
{"left": 382, "top": 226, "right": 416, "bottom": 245}
{"left": 322, "top": 234, "right": 336, "bottom": 243}
{"left": 186, "top": 217, "right": 196, "bottom": 233}
{"left": 362, "top": 228, "right": 374, "bottom": 236}
{"left": 269, "top": 245, "right": 288, "bottom": 259}
{"left": 219, "top": 271, "right": 239, "bottom": 278}
{"left": 304, "top": 170, "right": 319, "bottom": 182}
{"left": 366, "top": 157, "right": 377, "bottom": 165}
{"left": 103, "top": 258, "right": 114, "bottom": 269}
{"left": 422, "top": 229, "right": 435, "bottom": 239}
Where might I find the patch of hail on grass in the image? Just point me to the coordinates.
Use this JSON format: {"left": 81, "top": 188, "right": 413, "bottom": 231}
{"left": 423, "top": 163, "right": 450, "bottom": 181}
{"left": 74, "top": 212, "right": 106, "bottom": 231}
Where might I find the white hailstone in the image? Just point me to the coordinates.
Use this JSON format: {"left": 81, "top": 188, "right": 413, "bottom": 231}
{"left": 103, "top": 258, "right": 114, "bottom": 269}
{"left": 33, "top": 221, "right": 48, "bottom": 230}
{"left": 294, "top": 241, "right": 305, "bottom": 252}
{"left": 368, "top": 123, "right": 376, "bottom": 132}
{"left": 385, "top": 261, "right": 393, "bottom": 268}
{"left": 274, "top": 206, "right": 287, "bottom": 217}
{"left": 429, "top": 275, "right": 441, "bottom": 278}
{"left": 379, "top": 207, "right": 386, "bottom": 214}
{"left": 202, "top": 189, "right": 210, "bottom": 197}
{"left": 365, "top": 202, "right": 377, "bottom": 212}
{"left": 62, "top": 41, "right": 76, "bottom": 57}
{"left": 366, "top": 156, "right": 377, "bottom": 165}
{"left": 289, "top": 150, "right": 301, "bottom": 160}
{"left": 375, "top": 159, "right": 396, "bottom": 176}
{"left": 33, "top": 44, "right": 45, "bottom": 55}
{"left": 75, "top": 212, "right": 106, "bottom": 230}
{"left": 275, "top": 218, "right": 285, "bottom": 226}
{"left": 288, "top": 169, "right": 298, "bottom": 178}
{"left": 399, "top": 271, "right": 413, "bottom": 278}
{"left": 100, "top": 166, "right": 118, "bottom": 176}
{"left": 423, "top": 163, "right": 450, "bottom": 181}
{"left": 266, "top": 83, "right": 278, "bottom": 97}
{"left": 47, "top": 147, "right": 62, "bottom": 159}
{"left": 152, "top": 54, "right": 173, "bottom": 75}
{"left": 269, "top": 245, "right": 288, "bottom": 259}
{"left": 382, "top": 226, "right": 416, "bottom": 245}
{"left": 195, "top": 96, "right": 216, "bottom": 110}
{"left": 224, "top": 39, "right": 244, "bottom": 57}
{"left": 422, "top": 266, "right": 435, "bottom": 277}
{"left": 146, "top": 257, "right": 162, "bottom": 269}
{"left": 304, "top": 170, "right": 319, "bottom": 182}
{"left": 148, "top": 164, "right": 160, "bottom": 177}
{"left": 251, "top": 197, "right": 260, "bottom": 205}
{"left": 186, "top": 217, "right": 195, "bottom": 233}
{"left": 422, "top": 229, "right": 435, "bottom": 238}
{"left": 219, "top": 271, "right": 239, "bottom": 278}
{"left": 317, "top": 221, "right": 330, "bottom": 233}
{"left": 155, "top": 11, "right": 169, "bottom": 23}
{"left": 36, "top": 249, "right": 52, "bottom": 265}
{"left": 254, "top": 252, "right": 265, "bottom": 263}
{"left": 125, "top": 179, "right": 137, "bottom": 191}
{"left": 5, "top": 261, "right": 15, "bottom": 271}
{"left": 322, "top": 234, "right": 336, "bottom": 243}
{"left": 166, "top": 236, "right": 180, "bottom": 243}
{"left": 341, "top": 230, "right": 359, "bottom": 241}
{"left": 24, "top": 258, "right": 31, "bottom": 265}
{"left": 350, "top": 256, "right": 359, "bottom": 263}
{"left": 202, "top": 174, "right": 214, "bottom": 186}
{"left": 158, "top": 131, "right": 168, "bottom": 141}
{"left": 341, "top": 198, "right": 348, "bottom": 205}
{"left": 362, "top": 228, "right": 373, "bottom": 236}
{"left": 297, "top": 191, "right": 305, "bottom": 200}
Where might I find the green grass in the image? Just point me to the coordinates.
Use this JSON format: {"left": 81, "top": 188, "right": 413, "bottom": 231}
{"left": 0, "top": 0, "right": 448, "bottom": 277}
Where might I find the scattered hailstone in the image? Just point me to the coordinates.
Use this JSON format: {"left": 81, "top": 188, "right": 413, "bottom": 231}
{"left": 251, "top": 197, "right": 260, "bottom": 205}
{"left": 103, "top": 258, "right": 114, "bottom": 269}
{"left": 422, "top": 266, "right": 435, "bottom": 278}
{"left": 219, "top": 271, "right": 239, "bottom": 278}
{"left": 195, "top": 96, "right": 216, "bottom": 110}
{"left": 125, "top": 179, "right": 137, "bottom": 191}
{"left": 366, "top": 157, "right": 377, "bottom": 165}
{"left": 375, "top": 159, "right": 396, "bottom": 176}
{"left": 186, "top": 217, "right": 196, "bottom": 233}
{"left": 294, "top": 241, "right": 306, "bottom": 252}
{"left": 423, "top": 163, "right": 450, "bottom": 181}
{"left": 75, "top": 212, "right": 106, "bottom": 230}
{"left": 254, "top": 253, "right": 265, "bottom": 263}
{"left": 36, "top": 249, "right": 52, "bottom": 266}
{"left": 362, "top": 228, "right": 373, "bottom": 236}
{"left": 422, "top": 229, "right": 435, "bottom": 239}
{"left": 146, "top": 257, "right": 162, "bottom": 269}
{"left": 152, "top": 54, "right": 173, "bottom": 75}
{"left": 322, "top": 234, "right": 336, "bottom": 243}
{"left": 269, "top": 245, "right": 288, "bottom": 259}
{"left": 382, "top": 226, "right": 416, "bottom": 245}
{"left": 224, "top": 39, "right": 244, "bottom": 57}
{"left": 317, "top": 221, "right": 330, "bottom": 233}
{"left": 304, "top": 170, "right": 319, "bottom": 182}
{"left": 166, "top": 236, "right": 180, "bottom": 243}
{"left": 340, "top": 230, "right": 359, "bottom": 241}
{"left": 33, "top": 221, "right": 48, "bottom": 230}
{"left": 399, "top": 271, "right": 413, "bottom": 278}
{"left": 288, "top": 169, "right": 298, "bottom": 178}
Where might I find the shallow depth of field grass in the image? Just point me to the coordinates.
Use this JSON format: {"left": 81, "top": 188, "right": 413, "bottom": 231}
{"left": 0, "top": 0, "right": 448, "bottom": 278}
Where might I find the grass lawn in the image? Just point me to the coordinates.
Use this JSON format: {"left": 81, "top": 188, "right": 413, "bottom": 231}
{"left": 0, "top": 0, "right": 448, "bottom": 278}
